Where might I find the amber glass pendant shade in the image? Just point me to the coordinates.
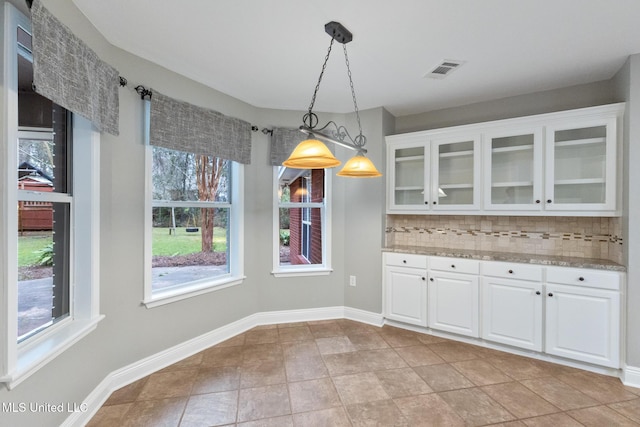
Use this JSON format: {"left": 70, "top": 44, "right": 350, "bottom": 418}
{"left": 336, "top": 154, "right": 382, "bottom": 177}
{"left": 282, "top": 138, "right": 341, "bottom": 169}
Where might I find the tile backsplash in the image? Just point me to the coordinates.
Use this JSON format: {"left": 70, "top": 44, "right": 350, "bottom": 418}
{"left": 386, "top": 215, "right": 623, "bottom": 265}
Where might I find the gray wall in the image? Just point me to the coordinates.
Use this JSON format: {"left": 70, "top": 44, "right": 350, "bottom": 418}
{"left": 0, "top": 1, "right": 386, "bottom": 425}
{"left": 341, "top": 107, "right": 390, "bottom": 313}
{"left": 2, "top": 1, "right": 637, "bottom": 425}
{"left": 613, "top": 54, "right": 640, "bottom": 368}
{"left": 395, "top": 80, "right": 619, "bottom": 134}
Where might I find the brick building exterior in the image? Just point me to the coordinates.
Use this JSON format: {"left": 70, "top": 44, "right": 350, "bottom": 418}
{"left": 288, "top": 169, "right": 324, "bottom": 265}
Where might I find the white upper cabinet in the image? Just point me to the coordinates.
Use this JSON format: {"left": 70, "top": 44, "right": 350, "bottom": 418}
{"left": 483, "top": 128, "right": 543, "bottom": 211}
{"left": 389, "top": 135, "right": 428, "bottom": 210}
{"left": 431, "top": 135, "right": 481, "bottom": 210}
{"left": 387, "top": 133, "right": 481, "bottom": 211}
{"left": 544, "top": 116, "right": 617, "bottom": 212}
{"left": 386, "top": 103, "right": 624, "bottom": 216}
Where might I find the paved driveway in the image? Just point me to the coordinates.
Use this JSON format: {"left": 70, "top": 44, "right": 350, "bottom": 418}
{"left": 17, "top": 265, "right": 228, "bottom": 337}
{"left": 18, "top": 277, "right": 53, "bottom": 337}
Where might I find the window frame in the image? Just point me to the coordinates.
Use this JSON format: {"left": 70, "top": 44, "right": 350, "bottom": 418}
{"left": 17, "top": 128, "right": 72, "bottom": 343}
{"left": 1, "top": 3, "right": 102, "bottom": 389}
{"left": 272, "top": 167, "right": 332, "bottom": 277}
{"left": 142, "top": 102, "right": 245, "bottom": 308}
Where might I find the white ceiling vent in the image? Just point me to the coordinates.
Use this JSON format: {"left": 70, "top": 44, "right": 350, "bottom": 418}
{"left": 424, "top": 60, "right": 465, "bottom": 79}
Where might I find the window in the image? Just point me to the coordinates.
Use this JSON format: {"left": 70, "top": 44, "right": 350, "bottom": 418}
{"left": 273, "top": 167, "right": 331, "bottom": 276}
{"left": 17, "top": 128, "right": 71, "bottom": 343}
{"left": 1, "top": 4, "right": 101, "bottom": 388}
{"left": 143, "top": 112, "right": 244, "bottom": 307}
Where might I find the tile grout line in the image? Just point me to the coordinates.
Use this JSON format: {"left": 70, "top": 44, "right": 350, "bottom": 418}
{"left": 88, "top": 321, "right": 640, "bottom": 426}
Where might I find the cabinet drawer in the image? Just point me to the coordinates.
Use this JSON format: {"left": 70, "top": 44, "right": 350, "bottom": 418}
{"left": 546, "top": 267, "right": 622, "bottom": 291}
{"left": 384, "top": 252, "right": 427, "bottom": 269}
{"left": 482, "top": 261, "right": 543, "bottom": 282}
{"left": 430, "top": 256, "right": 479, "bottom": 275}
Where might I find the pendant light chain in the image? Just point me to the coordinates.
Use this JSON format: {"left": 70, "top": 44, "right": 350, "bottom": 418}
{"left": 343, "top": 44, "right": 366, "bottom": 148}
{"left": 286, "top": 21, "right": 381, "bottom": 177}
{"left": 306, "top": 38, "right": 336, "bottom": 128}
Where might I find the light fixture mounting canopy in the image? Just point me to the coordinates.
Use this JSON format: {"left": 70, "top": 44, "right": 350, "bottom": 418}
{"left": 325, "top": 21, "right": 353, "bottom": 44}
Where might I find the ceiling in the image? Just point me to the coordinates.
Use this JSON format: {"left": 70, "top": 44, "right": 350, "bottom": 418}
{"left": 72, "top": 0, "right": 640, "bottom": 117}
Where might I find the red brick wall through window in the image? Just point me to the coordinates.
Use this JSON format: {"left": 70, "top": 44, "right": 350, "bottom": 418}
{"left": 288, "top": 170, "right": 324, "bottom": 265}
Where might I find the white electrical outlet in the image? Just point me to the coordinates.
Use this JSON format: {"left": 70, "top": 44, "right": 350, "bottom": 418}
{"left": 349, "top": 275, "right": 356, "bottom": 287}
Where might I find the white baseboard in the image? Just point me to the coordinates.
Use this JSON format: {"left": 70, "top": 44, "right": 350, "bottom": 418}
{"left": 62, "top": 306, "right": 381, "bottom": 427}
{"left": 623, "top": 365, "right": 640, "bottom": 388}
{"left": 344, "top": 306, "right": 384, "bottom": 326}
{"left": 253, "top": 306, "right": 345, "bottom": 325}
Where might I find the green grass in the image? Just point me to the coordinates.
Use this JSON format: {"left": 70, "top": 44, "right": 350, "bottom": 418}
{"left": 16, "top": 227, "right": 227, "bottom": 266}
{"left": 18, "top": 233, "right": 52, "bottom": 267}
{"left": 152, "top": 227, "right": 227, "bottom": 256}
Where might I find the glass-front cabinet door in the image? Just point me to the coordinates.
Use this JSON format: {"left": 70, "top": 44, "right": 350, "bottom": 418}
{"left": 545, "top": 117, "right": 617, "bottom": 211}
{"left": 388, "top": 136, "right": 429, "bottom": 210}
{"left": 484, "top": 128, "right": 543, "bottom": 211}
{"left": 430, "top": 135, "right": 481, "bottom": 210}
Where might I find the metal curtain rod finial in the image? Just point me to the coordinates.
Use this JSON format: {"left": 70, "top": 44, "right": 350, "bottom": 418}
{"left": 134, "top": 85, "right": 152, "bottom": 100}
{"left": 250, "top": 126, "right": 272, "bottom": 135}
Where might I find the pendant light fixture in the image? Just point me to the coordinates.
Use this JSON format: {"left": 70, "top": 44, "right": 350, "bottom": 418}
{"left": 282, "top": 22, "right": 381, "bottom": 178}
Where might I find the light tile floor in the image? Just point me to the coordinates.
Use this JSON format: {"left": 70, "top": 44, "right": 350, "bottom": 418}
{"left": 88, "top": 320, "right": 640, "bottom": 426}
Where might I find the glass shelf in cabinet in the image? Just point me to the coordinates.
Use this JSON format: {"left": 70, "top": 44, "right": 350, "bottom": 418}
{"left": 554, "top": 137, "right": 605, "bottom": 148}
{"left": 491, "top": 144, "right": 534, "bottom": 153}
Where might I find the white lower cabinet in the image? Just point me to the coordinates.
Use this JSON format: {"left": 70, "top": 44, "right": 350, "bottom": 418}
{"left": 383, "top": 252, "right": 624, "bottom": 369}
{"left": 481, "top": 262, "right": 544, "bottom": 351}
{"left": 428, "top": 258, "right": 480, "bottom": 337}
{"left": 383, "top": 253, "right": 427, "bottom": 327}
{"left": 482, "top": 277, "right": 543, "bottom": 351}
{"left": 545, "top": 268, "right": 621, "bottom": 368}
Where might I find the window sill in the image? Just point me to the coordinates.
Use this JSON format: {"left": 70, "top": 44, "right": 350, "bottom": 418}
{"left": 143, "top": 275, "right": 245, "bottom": 308}
{"left": 271, "top": 268, "right": 333, "bottom": 278}
{"left": 2, "top": 315, "right": 105, "bottom": 390}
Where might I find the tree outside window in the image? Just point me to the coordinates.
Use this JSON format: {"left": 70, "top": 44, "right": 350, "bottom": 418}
{"left": 148, "top": 145, "right": 239, "bottom": 298}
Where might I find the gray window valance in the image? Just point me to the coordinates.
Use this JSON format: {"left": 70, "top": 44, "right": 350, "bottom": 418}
{"left": 150, "top": 91, "right": 252, "bottom": 164}
{"left": 270, "top": 127, "right": 307, "bottom": 166}
{"left": 31, "top": 0, "right": 120, "bottom": 136}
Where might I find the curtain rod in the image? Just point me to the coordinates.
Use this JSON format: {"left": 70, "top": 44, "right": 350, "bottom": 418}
{"left": 24, "top": 0, "right": 272, "bottom": 135}
{"left": 128, "top": 83, "right": 270, "bottom": 134}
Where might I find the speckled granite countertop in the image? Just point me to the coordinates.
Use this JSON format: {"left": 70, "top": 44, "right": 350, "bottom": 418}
{"left": 383, "top": 245, "right": 626, "bottom": 272}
